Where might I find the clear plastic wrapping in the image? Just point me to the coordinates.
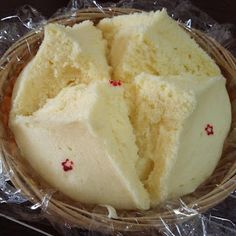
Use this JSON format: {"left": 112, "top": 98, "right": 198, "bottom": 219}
{"left": 0, "top": 0, "right": 236, "bottom": 235}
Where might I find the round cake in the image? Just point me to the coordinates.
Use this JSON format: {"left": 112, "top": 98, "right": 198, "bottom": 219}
{"left": 9, "top": 9, "right": 231, "bottom": 210}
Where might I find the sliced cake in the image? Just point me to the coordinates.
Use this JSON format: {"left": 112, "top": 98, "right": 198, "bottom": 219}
{"left": 132, "top": 73, "right": 231, "bottom": 204}
{"left": 98, "top": 10, "right": 221, "bottom": 82}
{"left": 10, "top": 81, "right": 150, "bottom": 210}
{"left": 11, "top": 21, "right": 110, "bottom": 116}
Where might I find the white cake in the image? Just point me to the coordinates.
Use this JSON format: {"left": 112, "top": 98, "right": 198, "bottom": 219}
{"left": 10, "top": 81, "right": 150, "bottom": 209}
{"left": 98, "top": 9, "right": 221, "bottom": 82}
{"left": 11, "top": 21, "right": 110, "bottom": 116}
{"left": 133, "top": 73, "right": 231, "bottom": 204}
{"left": 9, "top": 10, "right": 231, "bottom": 210}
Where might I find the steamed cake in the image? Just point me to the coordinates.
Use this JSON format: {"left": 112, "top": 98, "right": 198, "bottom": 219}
{"left": 9, "top": 10, "right": 231, "bottom": 210}
{"left": 133, "top": 73, "right": 231, "bottom": 204}
{"left": 10, "top": 81, "right": 150, "bottom": 209}
{"left": 98, "top": 9, "right": 221, "bottom": 82}
{"left": 11, "top": 21, "right": 110, "bottom": 116}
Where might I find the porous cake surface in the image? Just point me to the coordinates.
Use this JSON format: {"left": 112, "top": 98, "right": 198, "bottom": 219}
{"left": 132, "top": 73, "right": 231, "bottom": 204}
{"left": 10, "top": 81, "right": 150, "bottom": 209}
{"left": 98, "top": 10, "right": 221, "bottom": 82}
{"left": 11, "top": 21, "right": 110, "bottom": 116}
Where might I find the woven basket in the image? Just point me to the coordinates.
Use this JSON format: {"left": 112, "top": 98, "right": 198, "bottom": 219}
{"left": 0, "top": 8, "right": 236, "bottom": 234}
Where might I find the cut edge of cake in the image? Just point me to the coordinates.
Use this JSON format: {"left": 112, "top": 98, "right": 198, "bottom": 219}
{"left": 11, "top": 21, "right": 111, "bottom": 117}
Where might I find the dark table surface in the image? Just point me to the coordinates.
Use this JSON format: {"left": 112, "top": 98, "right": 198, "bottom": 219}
{"left": 0, "top": 0, "right": 236, "bottom": 235}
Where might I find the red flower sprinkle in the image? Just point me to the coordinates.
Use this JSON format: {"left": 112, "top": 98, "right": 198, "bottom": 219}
{"left": 205, "top": 124, "right": 214, "bottom": 136}
{"left": 109, "top": 80, "right": 122, "bottom": 87}
{"left": 61, "top": 158, "right": 74, "bottom": 172}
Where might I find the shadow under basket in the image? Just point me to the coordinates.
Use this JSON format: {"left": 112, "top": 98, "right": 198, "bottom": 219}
{"left": 0, "top": 8, "right": 236, "bottom": 234}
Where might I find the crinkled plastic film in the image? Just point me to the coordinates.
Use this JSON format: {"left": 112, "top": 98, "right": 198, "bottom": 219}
{"left": 0, "top": 0, "right": 236, "bottom": 235}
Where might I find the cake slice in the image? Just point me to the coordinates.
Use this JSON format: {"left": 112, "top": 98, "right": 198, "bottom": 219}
{"left": 98, "top": 10, "right": 221, "bottom": 82}
{"left": 132, "top": 73, "right": 231, "bottom": 204}
{"left": 10, "top": 81, "right": 150, "bottom": 210}
{"left": 11, "top": 21, "right": 110, "bottom": 116}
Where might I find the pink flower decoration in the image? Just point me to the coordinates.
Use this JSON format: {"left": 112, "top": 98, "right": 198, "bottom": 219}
{"left": 109, "top": 80, "right": 122, "bottom": 87}
{"left": 205, "top": 124, "right": 214, "bottom": 136}
{"left": 61, "top": 158, "right": 74, "bottom": 172}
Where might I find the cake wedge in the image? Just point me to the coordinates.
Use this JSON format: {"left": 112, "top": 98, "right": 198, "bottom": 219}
{"left": 98, "top": 9, "right": 221, "bottom": 82}
{"left": 10, "top": 81, "right": 150, "bottom": 210}
{"left": 11, "top": 21, "right": 110, "bottom": 117}
{"left": 132, "top": 73, "right": 231, "bottom": 205}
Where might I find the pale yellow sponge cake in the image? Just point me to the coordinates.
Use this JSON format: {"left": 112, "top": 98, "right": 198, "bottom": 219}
{"left": 10, "top": 81, "right": 150, "bottom": 210}
{"left": 8, "top": 10, "right": 232, "bottom": 211}
{"left": 11, "top": 21, "right": 110, "bottom": 116}
{"left": 132, "top": 73, "right": 231, "bottom": 204}
{"left": 98, "top": 10, "right": 221, "bottom": 82}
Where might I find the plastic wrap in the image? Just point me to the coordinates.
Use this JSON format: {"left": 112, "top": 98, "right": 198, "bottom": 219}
{"left": 0, "top": 0, "right": 236, "bottom": 235}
